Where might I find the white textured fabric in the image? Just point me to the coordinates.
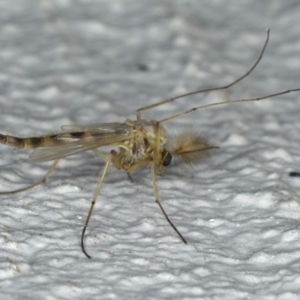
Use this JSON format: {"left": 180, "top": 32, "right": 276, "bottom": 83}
{"left": 0, "top": 1, "right": 300, "bottom": 299}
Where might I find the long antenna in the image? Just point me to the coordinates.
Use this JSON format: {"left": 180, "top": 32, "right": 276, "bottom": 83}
{"left": 160, "top": 88, "right": 300, "bottom": 123}
{"left": 136, "top": 29, "right": 270, "bottom": 120}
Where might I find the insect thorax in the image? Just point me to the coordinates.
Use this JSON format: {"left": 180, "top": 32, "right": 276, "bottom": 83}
{"left": 118, "top": 120, "right": 168, "bottom": 174}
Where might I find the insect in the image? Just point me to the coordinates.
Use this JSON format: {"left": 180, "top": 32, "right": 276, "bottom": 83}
{"left": 0, "top": 30, "right": 299, "bottom": 258}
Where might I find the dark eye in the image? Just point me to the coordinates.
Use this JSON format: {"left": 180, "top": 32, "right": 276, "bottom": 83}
{"left": 162, "top": 151, "right": 172, "bottom": 166}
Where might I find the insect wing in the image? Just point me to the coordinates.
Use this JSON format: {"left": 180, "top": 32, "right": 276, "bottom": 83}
{"left": 61, "top": 122, "right": 124, "bottom": 133}
{"left": 30, "top": 123, "right": 132, "bottom": 162}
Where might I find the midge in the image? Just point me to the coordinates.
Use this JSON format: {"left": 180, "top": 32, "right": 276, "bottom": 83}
{"left": 0, "top": 30, "right": 299, "bottom": 258}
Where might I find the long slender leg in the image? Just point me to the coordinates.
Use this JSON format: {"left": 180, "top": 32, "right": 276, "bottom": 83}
{"left": 92, "top": 149, "right": 108, "bottom": 162}
{"left": 150, "top": 161, "right": 187, "bottom": 244}
{"left": 125, "top": 157, "right": 152, "bottom": 173}
{"left": 81, "top": 153, "right": 112, "bottom": 259}
{"left": 0, "top": 159, "right": 60, "bottom": 195}
{"left": 126, "top": 158, "right": 153, "bottom": 182}
{"left": 126, "top": 172, "right": 134, "bottom": 183}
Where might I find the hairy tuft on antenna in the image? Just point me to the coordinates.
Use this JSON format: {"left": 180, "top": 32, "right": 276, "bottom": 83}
{"left": 167, "top": 127, "right": 218, "bottom": 166}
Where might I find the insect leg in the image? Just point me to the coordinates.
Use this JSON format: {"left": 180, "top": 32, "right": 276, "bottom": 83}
{"left": 125, "top": 157, "right": 152, "bottom": 173}
{"left": 0, "top": 159, "right": 60, "bottom": 195}
{"left": 92, "top": 149, "right": 109, "bottom": 162}
{"left": 150, "top": 161, "right": 187, "bottom": 244}
{"left": 81, "top": 153, "right": 112, "bottom": 259}
{"left": 125, "top": 158, "right": 152, "bottom": 182}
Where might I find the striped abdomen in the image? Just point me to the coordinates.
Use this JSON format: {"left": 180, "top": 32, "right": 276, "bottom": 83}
{"left": 0, "top": 132, "right": 90, "bottom": 149}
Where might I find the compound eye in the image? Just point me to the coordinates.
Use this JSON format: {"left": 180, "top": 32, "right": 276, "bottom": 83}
{"left": 162, "top": 151, "right": 172, "bottom": 167}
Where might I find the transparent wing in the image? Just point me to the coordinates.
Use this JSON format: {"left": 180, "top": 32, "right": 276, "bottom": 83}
{"left": 61, "top": 122, "right": 123, "bottom": 133}
{"left": 30, "top": 122, "right": 132, "bottom": 162}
